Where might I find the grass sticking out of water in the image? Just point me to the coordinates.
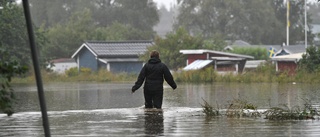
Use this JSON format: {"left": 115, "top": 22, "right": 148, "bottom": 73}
{"left": 264, "top": 104, "right": 318, "bottom": 120}
{"left": 200, "top": 98, "right": 220, "bottom": 117}
{"left": 226, "top": 99, "right": 261, "bottom": 118}
{"left": 202, "top": 99, "right": 319, "bottom": 120}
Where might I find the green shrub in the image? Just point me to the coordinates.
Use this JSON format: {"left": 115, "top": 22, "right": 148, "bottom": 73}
{"left": 65, "top": 67, "right": 79, "bottom": 77}
{"left": 80, "top": 67, "right": 92, "bottom": 75}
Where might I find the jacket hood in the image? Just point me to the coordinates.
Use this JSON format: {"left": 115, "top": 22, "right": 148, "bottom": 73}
{"left": 148, "top": 57, "right": 161, "bottom": 64}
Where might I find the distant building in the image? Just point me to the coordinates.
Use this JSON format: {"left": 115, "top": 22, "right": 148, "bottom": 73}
{"left": 225, "top": 44, "right": 309, "bottom": 58}
{"left": 48, "top": 58, "right": 77, "bottom": 74}
{"left": 71, "top": 41, "right": 153, "bottom": 73}
{"left": 244, "top": 60, "right": 267, "bottom": 71}
{"left": 271, "top": 52, "right": 304, "bottom": 75}
{"left": 180, "top": 49, "right": 254, "bottom": 74}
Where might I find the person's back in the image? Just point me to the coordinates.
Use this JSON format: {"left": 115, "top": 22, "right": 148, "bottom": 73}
{"left": 132, "top": 50, "right": 177, "bottom": 109}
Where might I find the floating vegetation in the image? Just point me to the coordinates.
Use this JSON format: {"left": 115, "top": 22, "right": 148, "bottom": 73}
{"left": 226, "top": 99, "right": 261, "bottom": 118}
{"left": 200, "top": 98, "right": 220, "bottom": 117}
{"left": 264, "top": 103, "right": 318, "bottom": 120}
{"left": 201, "top": 99, "right": 319, "bottom": 120}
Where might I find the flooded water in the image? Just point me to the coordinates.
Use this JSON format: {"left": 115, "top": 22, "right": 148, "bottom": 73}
{"left": 1, "top": 82, "right": 320, "bottom": 136}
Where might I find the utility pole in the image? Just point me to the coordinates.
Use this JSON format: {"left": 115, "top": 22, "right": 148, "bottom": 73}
{"left": 287, "top": 0, "right": 290, "bottom": 46}
{"left": 305, "top": 0, "right": 307, "bottom": 49}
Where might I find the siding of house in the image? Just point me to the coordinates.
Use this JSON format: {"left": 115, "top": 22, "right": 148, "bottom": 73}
{"left": 79, "top": 48, "right": 98, "bottom": 71}
{"left": 187, "top": 54, "right": 207, "bottom": 65}
{"left": 52, "top": 62, "right": 77, "bottom": 74}
{"left": 109, "top": 62, "right": 143, "bottom": 73}
{"left": 217, "top": 64, "right": 236, "bottom": 71}
{"left": 277, "top": 61, "right": 297, "bottom": 75}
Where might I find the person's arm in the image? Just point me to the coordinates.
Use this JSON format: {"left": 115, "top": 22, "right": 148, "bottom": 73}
{"left": 163, "top": 64, "right": 177, "bottom": 89}
{"left": 132, "top": 64, "right": 147, "bottom": 92}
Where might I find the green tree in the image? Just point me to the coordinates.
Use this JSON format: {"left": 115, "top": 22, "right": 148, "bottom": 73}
{"left": 44, "top": 8, "right": 94, "bottom": 58}
{"left": 0, "top": 1, "right": 30, "bottom": 65}
{"left": 92, "top": 22, "right": 154, "bottom": 41}
{"left": 298, "top": 46, "right": 320, "bottom": 73}
{"left": 271, "top": 0, "right": 314, "bottom": 45}
{"left": 142, "top": 27, "right": 204, "bottom": 70}
{"left": 202, "top": 34, "right": 227, "bottom": 51}
{"left": 309, "top": 3, "right": 320, "bottom": 24}
{"left": 0, "top": 49, "right": 28, "bottom": 116}
{"left": 229, "top": 47, "right": 268, "bottom": 60}
{"left": 175, "top": 0, "right": 313, "bottom": 45}
{"left": 29, "top": 0, "right": 159, "bottom": 33}
{"left": 0, "top": 0, "right": 46, "bottom": 66}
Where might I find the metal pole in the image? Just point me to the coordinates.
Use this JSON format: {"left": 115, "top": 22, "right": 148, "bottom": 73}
{"left": 305, "top": 0, "right": 307, "bottom": 49}
{"left": 286, "top": 0, "right": 290, "bottom": 46}
{"left": 22, "top": 0, "right": 51, "bottom": 136}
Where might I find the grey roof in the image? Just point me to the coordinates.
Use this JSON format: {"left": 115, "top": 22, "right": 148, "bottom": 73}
{"left": 98, "top": 58, "right": 140, "bottom": 63}
{"left": 225, "top": 44, "right": 309, "bottom": 54}
{"left": 180, "top": 49, "right": 254, "bottom": 59}
{"left": 72, "top": 40, "right": 154, "bottom": 58}
{"left": 226, "top": 40, "right": 251, "bottom": 46}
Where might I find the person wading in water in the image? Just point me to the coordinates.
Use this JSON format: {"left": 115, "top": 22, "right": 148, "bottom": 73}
{"left": 132, "top": 50, "right": 177, "bottom": 109}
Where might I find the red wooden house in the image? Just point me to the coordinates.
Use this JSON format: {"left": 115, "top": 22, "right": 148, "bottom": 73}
{"left": 180, "top": 49, "right": 254, "bottom": 74}
{"left": 271, "top": 52, "right": 304, "bottom": 75}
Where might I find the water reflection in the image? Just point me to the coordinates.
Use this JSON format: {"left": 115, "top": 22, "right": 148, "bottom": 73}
{"left": 144, "top": 109, "right": 164, "bottom": 136}
{"left": 1, "top": 82, "right": 320, "bottom": 136}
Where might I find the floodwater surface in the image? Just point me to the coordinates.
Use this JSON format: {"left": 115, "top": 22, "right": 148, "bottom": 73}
{"left": 1, "top": 82, "right": 320, "bottom": 136}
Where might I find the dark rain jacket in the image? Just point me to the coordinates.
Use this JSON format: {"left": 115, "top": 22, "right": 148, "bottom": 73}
{"left": 132, "top": 58, "right": 177, "bottom": 93}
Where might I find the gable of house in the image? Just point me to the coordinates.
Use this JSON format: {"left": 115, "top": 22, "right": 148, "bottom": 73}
{"left": 71, "top": 40, "right": 153, "bottom": 73}
{"left": 271, "top": 52, "right": 304, "bottom": 75}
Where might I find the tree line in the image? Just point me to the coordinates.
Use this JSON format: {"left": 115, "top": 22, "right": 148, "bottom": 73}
{"left": 0, "top": 0, "right": 320, "bottom": 69}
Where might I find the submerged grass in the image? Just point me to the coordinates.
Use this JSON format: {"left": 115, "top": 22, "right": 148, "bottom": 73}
{"left": 264, "top": 103, "right": 318, "bottom": 120}
{"left": 226, "top": 99, "right": 261, "bottom": 118}
{"left": 202, "top": 98, "right": 319, "bottom": 120}
{"left": 176, "top": 69, "right": 320, "bottom": 83}
{"left": 200, "top": 98, "right": 220, "bottom": 117}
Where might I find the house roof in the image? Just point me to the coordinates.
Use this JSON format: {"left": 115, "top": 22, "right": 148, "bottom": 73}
{"left": 180, "top": 49, "right": 254, "bottom": 59}
{"left": 183, "top": 60, "right": 213, "bottom": 70}
{"left": 98, "top": 58, "right": 140, "bottom": 63}
{"left": 50, "top": 58, "right": 75, "bottom": 63}
{"left": 226, "top": 40, "right": 251, "bottom": 46}
{"left": 245, "top": 60, "right": 266, "bottom": 68}
{"left": 271, "top": 52, "right": 305, "bottom": 62}
{"left": 71, "top": 40, "right": 154, "bottom": 58}
{"left": 225, "top": 44, "right": 309, "bottom": 54}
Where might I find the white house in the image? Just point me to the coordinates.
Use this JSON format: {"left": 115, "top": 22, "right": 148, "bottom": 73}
{"left": 48, "top": 58, "right": 77, "bottom": 74}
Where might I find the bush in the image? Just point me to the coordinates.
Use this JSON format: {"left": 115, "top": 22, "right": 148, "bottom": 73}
{"left": 299, "top": 46, "right": 320, "bottom": 73}
{"left": 65, "top": 67, "right": 79, "bottom": 77}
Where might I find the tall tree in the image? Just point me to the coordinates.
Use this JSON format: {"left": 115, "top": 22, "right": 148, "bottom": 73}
{"left": 0, "top": 0, "right": 30, "bottom": 116}
{"left": 309, "top": 3, "right": 320, "bottom": 24}
{"left": 44, "top": 8, "right": 94, "bottom": 59}
{"left": 29, "top": 0, "right": 159, "bottom": 33}
{"left": 271, "top": 0, "right": 314, "bottom": 45}
{"left": 110, "top": 0, "right": 159, "bottom": 31}
{"left": 175, "top": 0, "right": 313, "bottom": 45}
{"left": 299, "top": 46, "right": 320, "bottom": 73}
{"left": 142, "top": 27, "right": 204, "bottom": 70}
{"left": 0, "top": 0, "right": 46, "bottom": 66}
{"left": 92, "top": 22, "right": 154, "bottom": 41}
